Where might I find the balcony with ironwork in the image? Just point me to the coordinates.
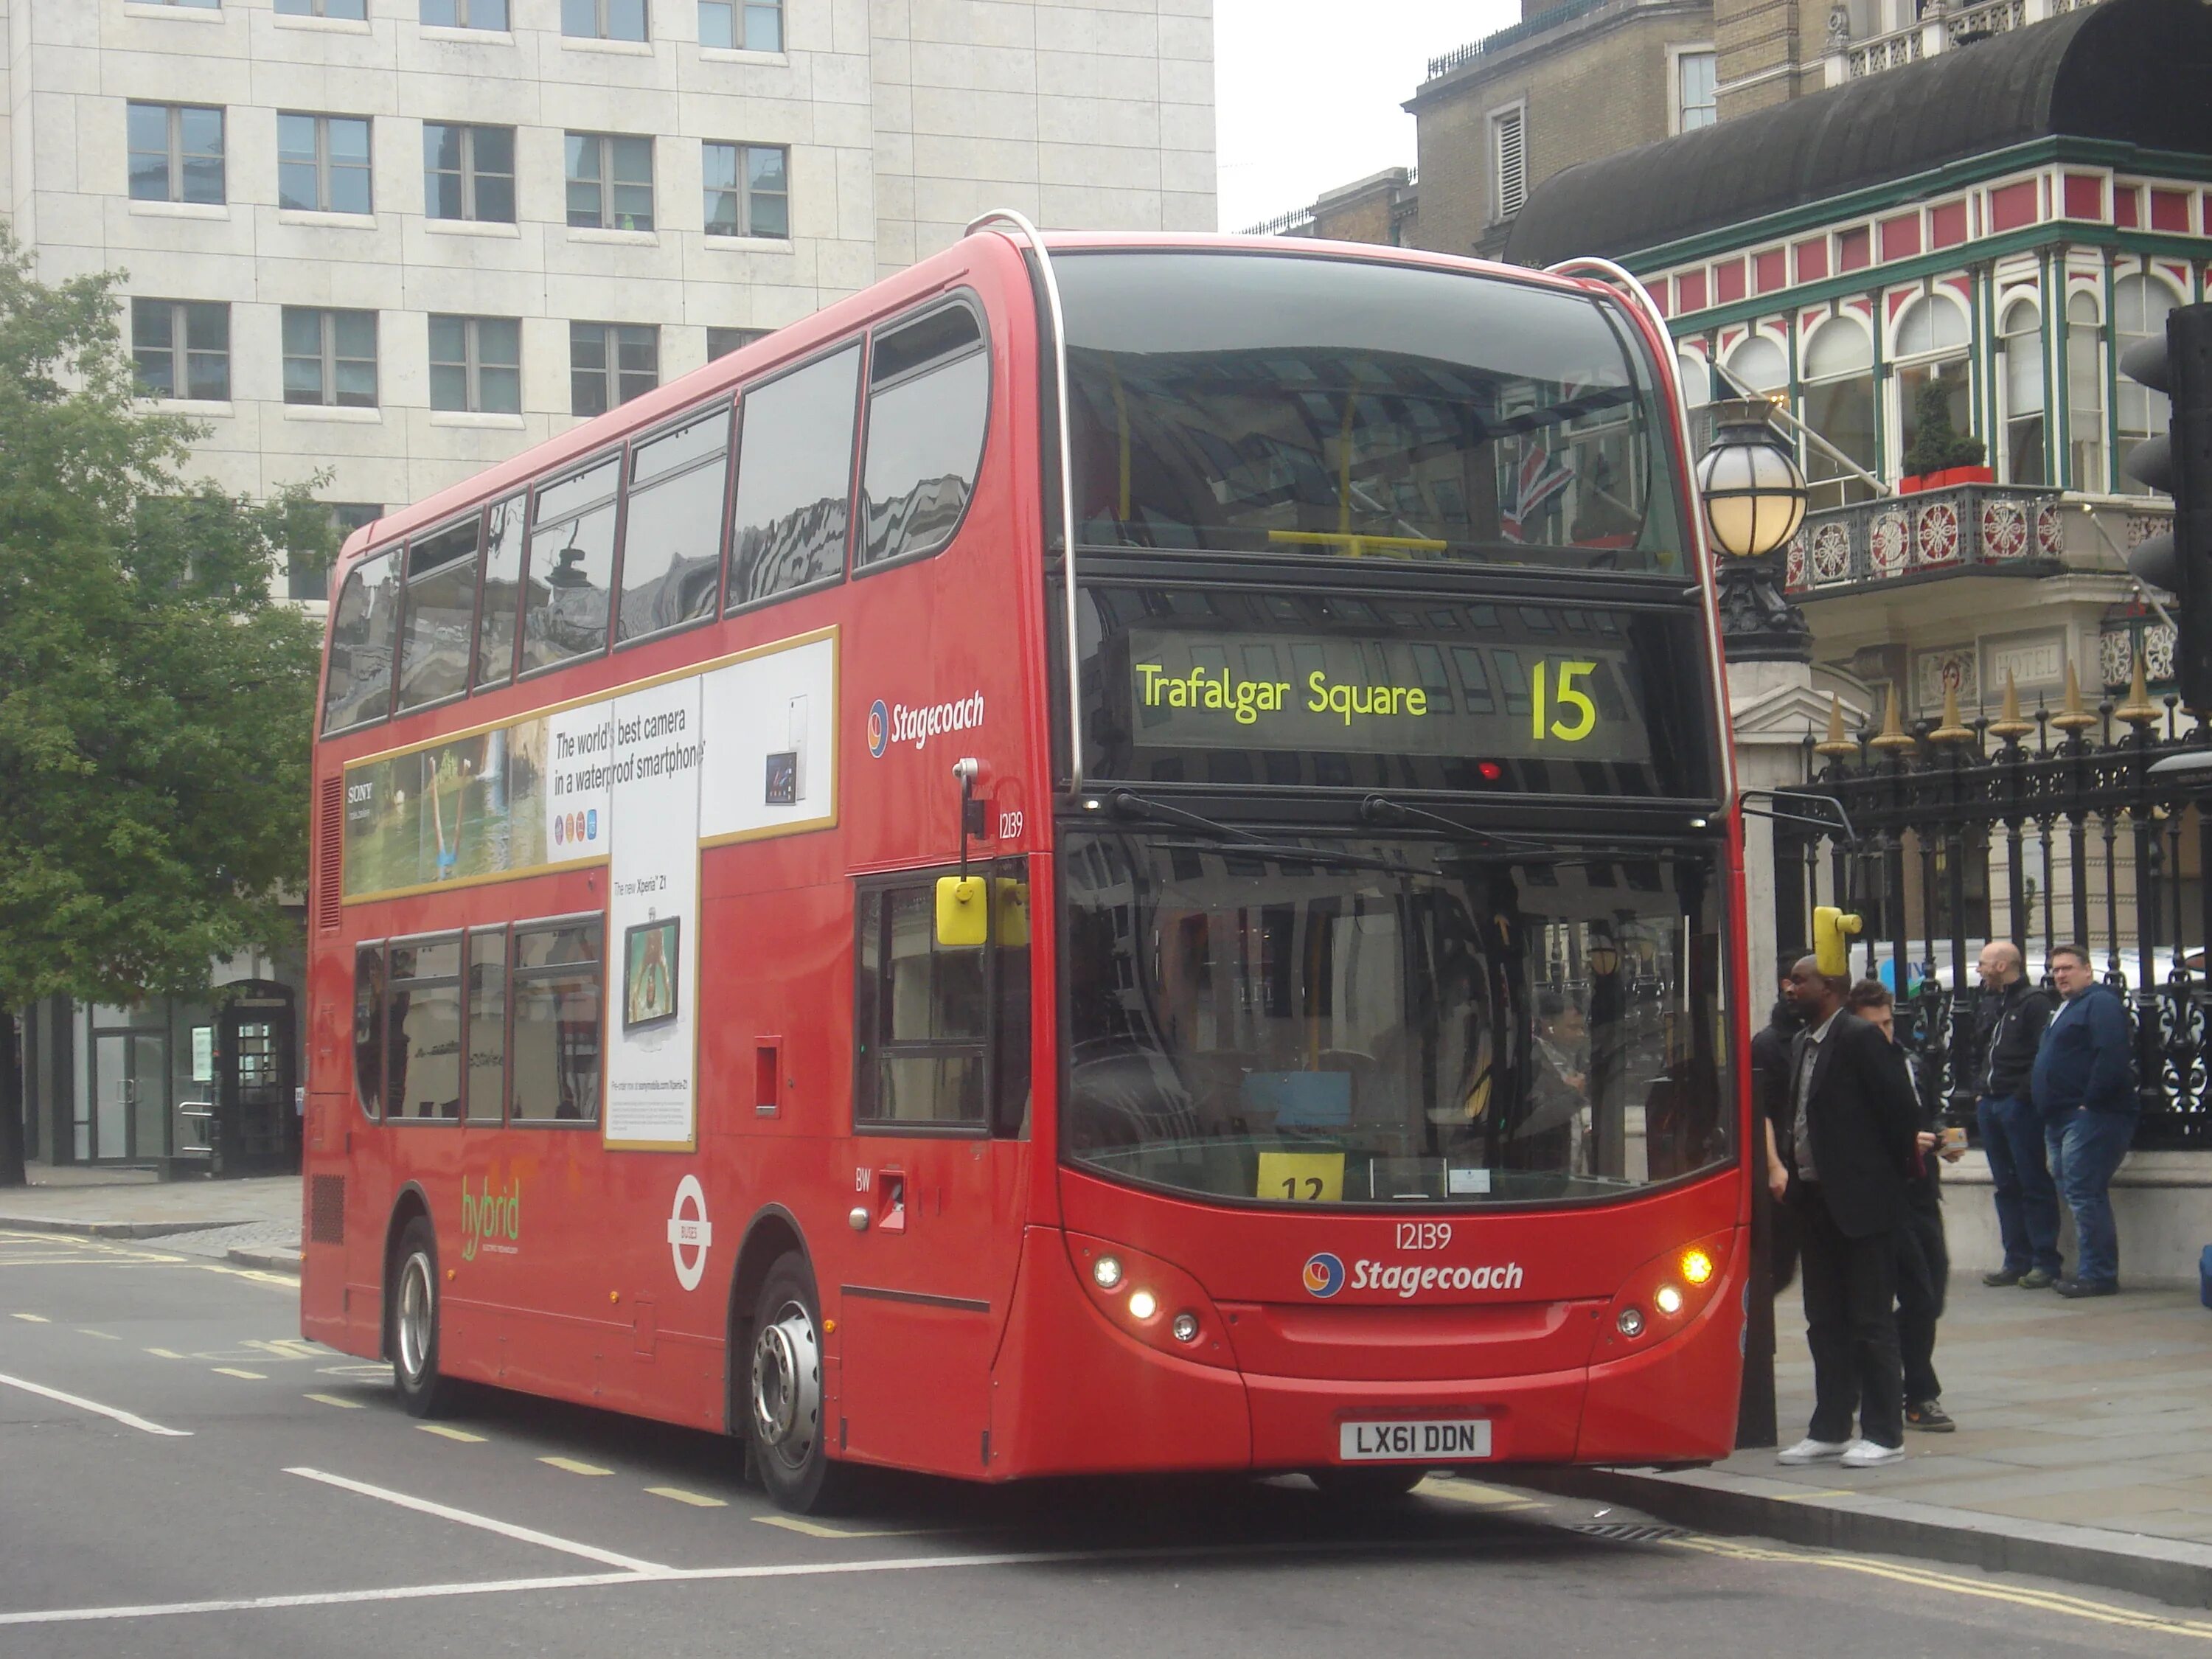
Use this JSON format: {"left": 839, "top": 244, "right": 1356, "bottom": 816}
{"left": 1826, "top": 0, "right": 2104, "bottom": 84}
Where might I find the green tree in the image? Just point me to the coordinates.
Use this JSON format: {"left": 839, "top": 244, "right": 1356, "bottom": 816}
{"left": 0, "top": 226, "right": 334, "bottom": 1183}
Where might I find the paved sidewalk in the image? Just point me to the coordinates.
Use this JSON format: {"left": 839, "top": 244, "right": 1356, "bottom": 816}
{"left": 1531, "top": 1278, "right": 2212, "bottom": 1606}
{"left": 0, "top": 1170, "right": 299, "bottom": 1265}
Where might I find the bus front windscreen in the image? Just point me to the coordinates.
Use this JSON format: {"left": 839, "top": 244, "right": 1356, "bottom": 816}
{"left": 1059, "top": 832, "right": 1731, "bottom": 1206}
{"left": 1055, "top": 251, "right": 1686, "bottom": 572}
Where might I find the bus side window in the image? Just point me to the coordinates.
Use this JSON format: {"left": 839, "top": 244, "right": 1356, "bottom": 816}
{"left": 521, "top": 456, "right": 620, "bottom": 676}
{"left": 322, "top": 550, "right": 401, "bottom": 734}
{"left": 618, "top": 403, "right": 731, "bottom": 644}
{"left": 387, "top": 936, "right": 463, "bottom": 1121}
{"left": 726, "top": 341, "right": 861, "bottom": 611}
{"left": 354, "top": 942, "right": 386, "bottom": 1121}
{"left": 475, "top": 494, "right": 525, "bottom": 690}
{"left": 510, "top": 919, "right": 604, "bottom": 1124}
{"left": 465, "top": 928, "right": 507, "bottom": 1123}
{"left": 397, "top": 515, "right": 482, "bottom": 711}
{"left": 854, "top": 883, "right": 987, "bottom": 1130}
{"left": 858, "top": 302, "right": 988, "bottom": 570}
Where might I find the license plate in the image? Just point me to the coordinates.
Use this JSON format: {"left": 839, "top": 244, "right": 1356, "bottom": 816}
{"left": 1338, "top": 1419, "right": 1492, "bottom": 1462}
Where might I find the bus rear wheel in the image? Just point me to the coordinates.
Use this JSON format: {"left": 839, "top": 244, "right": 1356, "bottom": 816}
{"left": 390, "top": 1217, "right": 454, "bottom": 1419}
{"left": 748, "top": 1253, "right": 852, "bottom": 1513}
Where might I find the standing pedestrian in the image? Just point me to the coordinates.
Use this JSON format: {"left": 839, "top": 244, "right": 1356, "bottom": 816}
{"left": 2030, "top": 945, "right": 2138, "bottom": 1298}
{"left": 1753, "top": 976, "right": 1806, "bottom": 1294}
{"left": 1773, "top": 956, "right": 1922, "bottom": 1469}
{"left": 1846, "top": 980, "right": 1962, "bottom": 1433}
{"left": 1971, "top": 942, "right": 2059, "bottom": 1288}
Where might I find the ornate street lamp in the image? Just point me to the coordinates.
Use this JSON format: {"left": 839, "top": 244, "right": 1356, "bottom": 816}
{"left": 1696, "top": 398, "right": 1812, "bottom": 663}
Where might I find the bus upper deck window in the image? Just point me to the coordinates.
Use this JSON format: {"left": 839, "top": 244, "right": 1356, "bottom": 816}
{"left": 397, "top": 514, "right": 482, "bottom": 710}
{"left": 475, "top": 493, "right": 525, "bottom": 689}
{"left": 618, "top": 403, "right": 731, "bottom": 643}
{"left": 859, "top": 302, "right": 987, "bottom": 570}
{"left": 322, "top": 550, "right": 401, "bottom": 734}
{"left": 521, "top": 456, "right": 619, "bottom": 675}
{"left": 726, "top": 341, "right": 860, "bottom": 611}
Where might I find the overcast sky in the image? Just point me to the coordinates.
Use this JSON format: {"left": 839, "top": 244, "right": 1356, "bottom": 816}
{"left": 1212, "top": 0, "right": 1522, "bottom": 232}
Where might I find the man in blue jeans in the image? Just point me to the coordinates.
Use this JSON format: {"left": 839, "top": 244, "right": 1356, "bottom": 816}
{"left": 1972, "top": 942, "right": 2059, "bottom": 1288}
{"left": 2029, "top": 944, "right": 2138, "bottom": 1298}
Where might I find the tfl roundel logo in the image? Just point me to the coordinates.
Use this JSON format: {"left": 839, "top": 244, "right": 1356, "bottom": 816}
{"left": 867, "top": 699, "right": 890, "bottom": 759}
{"left": 1303, "top": 1251, "right": 1346, "bottom": 1298}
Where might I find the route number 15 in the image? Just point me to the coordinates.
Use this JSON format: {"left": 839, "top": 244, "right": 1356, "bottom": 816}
{"left": 1530, "top": 660, "right": 1599, "bottom": 742}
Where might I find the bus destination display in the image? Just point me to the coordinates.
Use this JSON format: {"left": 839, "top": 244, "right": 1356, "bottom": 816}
{"left": 1125, "top": 627, "right": 1652, "bottom": 764}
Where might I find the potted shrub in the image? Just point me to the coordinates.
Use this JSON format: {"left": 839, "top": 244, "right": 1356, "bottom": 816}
{"left": 1902, "top": 380, "right": 1958, "bottom": 492}
{"left": 1941, "top": 430, "right": 1992, "bottom": 487}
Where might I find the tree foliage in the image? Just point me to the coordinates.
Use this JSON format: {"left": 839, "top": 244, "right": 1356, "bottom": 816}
{"left": 0, "top": 224, "right": 333, "bottom": 1011}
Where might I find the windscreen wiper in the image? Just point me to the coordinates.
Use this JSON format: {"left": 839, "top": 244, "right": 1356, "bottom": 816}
{"left": 1101, "top": 789, "right": 1265, "bottom": 844}
{"left": 1358, "top": 793, "right": 1545, "bottom": 851}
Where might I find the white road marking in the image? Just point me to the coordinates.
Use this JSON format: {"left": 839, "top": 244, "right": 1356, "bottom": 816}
{"left": 76, "top": 1329, "right": 119, "bottom": 1340}
{"left": 418, "top": 1425, "right": 487, "bottom": 1444}
{"left": 754, "top": 1515, "right": 936, "bottom": 1540}
{"left": 305, "top": 1393, "right": 364, "bottom": 1410}
{"left": 12, "top": 1312, "right": 49, "bottom": 1323}
{"left": 0, "top": 1371, "right": 191, "bottom": 1437}
{"left": 212, "top": 1368, "right": 267, "bottom": 1381}
{"left": 0, "top": 1540, "right": 1379, "bottom": 1629}
{"left": 285, "top": 1468, "right": 667, "bottom": 1573}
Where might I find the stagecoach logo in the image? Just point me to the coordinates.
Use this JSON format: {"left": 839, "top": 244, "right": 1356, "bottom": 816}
{"left": 667, "top": 1175, "right": 713, "bottom": 1293}
{"left": 459, "top": 1175, "right": 521, "bottom": 1262}
{"left": 1303, "top": 1252, "right": 1346, "bottom": 1298}
{"left": 867, "top": 692, "right": 985, "bottom": 756}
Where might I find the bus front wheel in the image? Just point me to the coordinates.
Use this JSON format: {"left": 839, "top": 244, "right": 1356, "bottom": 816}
{"left": 390, "top": 1217, "right": 453, "bottom": 1419}
{"left": 748, "top": 1253, "right": 852, "bottom": 1513}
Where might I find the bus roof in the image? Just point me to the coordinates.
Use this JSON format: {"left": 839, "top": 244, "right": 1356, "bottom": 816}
{"left": 330, "top": 229, "right": 1610, "bottom": 578}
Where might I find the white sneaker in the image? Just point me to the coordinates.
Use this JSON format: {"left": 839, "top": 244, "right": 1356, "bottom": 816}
{"left": 1777, "top": 1437, "right": 1849, "bottom": 1465}
{"left": 1840, "top": 1439, "right": 1905, "bottom": 1468}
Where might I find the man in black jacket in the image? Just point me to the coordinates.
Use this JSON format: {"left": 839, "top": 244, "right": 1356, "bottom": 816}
{"left": 1773, "top": 956, "right": 1922, "bottom": 1469}
{"left": 1972, "top": 942, "right": 2059, "bottom": 1287}
{"left": 1752, "top": 981, "right": 1806, "bottom": 1293}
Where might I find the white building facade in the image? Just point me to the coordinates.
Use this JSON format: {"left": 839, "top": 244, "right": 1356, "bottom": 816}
{"left": 1, "top": 0, "right": 1216, "bottom": 599}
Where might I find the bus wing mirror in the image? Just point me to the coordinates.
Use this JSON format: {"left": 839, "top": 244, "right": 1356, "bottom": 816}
{"left": 936, "top": 876, "right": 989, "bottom": 948}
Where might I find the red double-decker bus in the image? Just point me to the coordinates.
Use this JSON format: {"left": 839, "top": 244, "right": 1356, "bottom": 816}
{"left": 302, "top": 218, "right": 1750, "bottom": 1511}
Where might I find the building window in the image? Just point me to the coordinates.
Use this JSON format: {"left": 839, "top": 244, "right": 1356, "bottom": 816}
{"left": 2000, "top": 299, "right": 2045, "bottom": 487}
{"left": 703, "top": 142, "right": 789, "bottom": 238}
{"left": 563, "top": 0, "right": 647, "bottom": 39}
{"left": 279, "top": 114, "right": 373, "bottom": 215}
{"left": 131, "top": 299, "right": 229, "bottom": 402}
{"left": 700, "top": 0, "right": 779, "bottom": 49}
{"left": 283, "top": 307, "right": 379, "bottom": 408}
{"left": 2065, "top": 290, "right": 2104, "bottom": 492}
{"left": 566, "top": 133, "right": 655, "bottom": 230}
{"left": 128, "top": 103, "right": 224, "bottom": 204}
{"left": 1724, "top": 335, "right": 1787, "bottom": 400}
{"left": 1801, "top": 316, "right": 1876, "bottom": 509}
{"left": 145, "top": 1, "right": 221, "bottom": 8}
{"left": 428, "top": 314, "right": 522, "bottom": 413}
{"left": 1892, "top": 292, "right": 1972, "bottom": 478}
{"left": 1676, "top": 50, "right": 1717, "bottom": 132}
{"left": 708, "top": 326, "right": 771, "bottom": 359}
{"left": 293, "top": 503, "right": 379, "bottom": 603}
{"left": 1490, "top": 106, "right": 1526, "bottom": 221}
{"left": 422, "top": 0, "right": 507, "bottom": 24}
{"left": 570, "top": 322, "right": 659, "bottom": 417}
{"left": 424, "top": 124, "right": 515, "bottom": 222}
{"left": 277, "top": 0, "right": 366, "bottom": 15}
{"left": 2115, "top": 273, "right": 2179, "bottom": 490}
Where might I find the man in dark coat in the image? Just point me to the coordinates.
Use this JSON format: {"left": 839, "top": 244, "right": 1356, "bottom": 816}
{"left": 1751, "top": 980, "right": 1806, "bottom": 1293}
{"left": 1773, "top": 956, "right": 1922, "bottom": 1468}
{"left": 1972, "top": 942, "right": 2059, "bottom": 1287}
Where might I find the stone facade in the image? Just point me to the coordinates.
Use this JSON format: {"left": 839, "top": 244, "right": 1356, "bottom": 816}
{"left": 1405, "top": 0, "right": 1714, "bottom": 260}
{"left": 1, "top": 0, "right": 1215, "bottom": 602}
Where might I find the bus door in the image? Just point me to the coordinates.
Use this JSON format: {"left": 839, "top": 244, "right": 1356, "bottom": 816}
{"left": 838, "top": 860, "right": 1032, "bottom": 1477}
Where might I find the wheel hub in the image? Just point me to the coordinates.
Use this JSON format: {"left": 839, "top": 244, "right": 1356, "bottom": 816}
{"left": 397, "top": 1253, "right": 434, "bottom": 1382}
{"left": 751, "top": 1304, "right": 821, "bottom": 1466}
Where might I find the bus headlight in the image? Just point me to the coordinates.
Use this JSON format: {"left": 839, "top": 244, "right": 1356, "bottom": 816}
{"left": 1127, "top": 1288, "right": 1159, "bottom": 1321}
{"left": 1093, "top": 1256, "right": 1124, "bottom": 1290}
{"left": 1654, "top": 1284, "right": 1685, "bottom": 1316}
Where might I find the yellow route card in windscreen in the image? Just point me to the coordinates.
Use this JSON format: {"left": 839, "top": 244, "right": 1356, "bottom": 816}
{"left": 1257, "top": 1152, "right": 1345, "bottom": 1203}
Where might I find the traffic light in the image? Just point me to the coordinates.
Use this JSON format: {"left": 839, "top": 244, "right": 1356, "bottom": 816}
{"left": 2121, "top": 302, "right": 2212, "bottom": 709}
